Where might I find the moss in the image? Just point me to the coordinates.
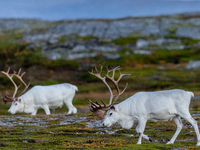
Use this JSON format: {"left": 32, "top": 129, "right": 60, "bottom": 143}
{"left": 57, "top": 36, "right": 66, "bottom": 43}
{"left": 181, "top": 38, "right": 200, "bottom": 45}
{"left": 112, "top": 37, "right": 138, "bottom": 46}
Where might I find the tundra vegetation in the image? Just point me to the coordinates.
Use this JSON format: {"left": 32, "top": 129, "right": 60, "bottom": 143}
{"left": 1, "top": 13, "right": 200, "bottom": 149}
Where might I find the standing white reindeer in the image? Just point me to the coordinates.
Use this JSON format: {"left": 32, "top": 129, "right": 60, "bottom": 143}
{"left": 2, "top": 68, "right": 77, "bottom": 115}
{"left": 87, "top": 64, "right": 200, "bottom": 145}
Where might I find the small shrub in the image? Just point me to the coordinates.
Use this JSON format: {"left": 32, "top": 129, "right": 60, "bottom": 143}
{"left": 47, "top": 59, "right": 79, "bottom": 70}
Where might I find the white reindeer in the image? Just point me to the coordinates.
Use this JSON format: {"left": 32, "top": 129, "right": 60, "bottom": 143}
{"left": 2, "top": 68, "right": 77, "bottom": 115}
{"left": 87, "top": 64, "right": 200, "bottom": 145}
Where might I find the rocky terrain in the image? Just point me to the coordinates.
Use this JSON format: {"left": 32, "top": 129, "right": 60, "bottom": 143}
{"left": 1, "top": 13, "right": 200, "bottom": 69}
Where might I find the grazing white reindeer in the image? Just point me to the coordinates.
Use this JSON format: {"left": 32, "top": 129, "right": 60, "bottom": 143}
{"left": 2, "top": 68, "right": 77, "bottom": 115}
{"left": 87, "top": 64, "right": 200, "bottom": 145}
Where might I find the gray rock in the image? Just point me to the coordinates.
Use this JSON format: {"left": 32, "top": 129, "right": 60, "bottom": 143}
{"left": 157, "top": 66, "right": 165, "bottom": 70}
{"left": 72, "top": 45, "right": 87, "bottom": 52}
{"left": 44, "top": 49, "right": 64, "bottom": 60}
{"left": 136, "top": 38, "right": 181, "bottom": 49}
{"left": 186, "top": 18, "right": 200, "bottom": 25}
{"left": 142, "top": 23, "right": 160, "bottom": 36}
{"left": 136, "top": 39, "right": 149, "bottom": 48}
{"left": 92, "top": 45, "right": 119, "bottom": 52}
{"left": 23, "top": 33, "right": 61, "bottom": 42}
{"left": 186, "top": 60, "right": 200, "bottom": 69}
{"left": 176, "top": 27, "right": 200, "bottom": 39}
{"left": 47, "top": 38, "right": 59, "bottom": 45}
{"left": 67, "top": 52, "right": 98, "bottom": 60}
{"left": 154, "top": 38, "right": 181, "bottom": 45}
{"left": 134, "top": 50, "right": 152, "bottom": 55}
{"left": 103, "top": 53, "right": 120, "bottom": 59}
{"left": 166, "top": 45, "right": 185, "bottom": 50}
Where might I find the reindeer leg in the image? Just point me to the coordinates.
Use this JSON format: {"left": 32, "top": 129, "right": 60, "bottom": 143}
{"left": 43, "top": 105, "right": 50, "bottom": 115}
{"left": 65, "top": 100, "right": 77, "bottom": 114}
{"left": 167, "top": 116, "right": 183, "bottom": 144}
{"left": 31, "top": 109, "right": 38, "bottom": 115}
{"left": 182, "top": 116, "right": 200, "bottom": 146}
{"left": 177, "top": 108, "right": 200, "bottom": 146}
{"left": 136, "top": 119, "right": 147, "bottom": 144}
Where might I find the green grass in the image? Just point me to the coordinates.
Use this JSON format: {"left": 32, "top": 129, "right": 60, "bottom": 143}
{"left": 78, "top": 67, "right": 200, "bottom": 93}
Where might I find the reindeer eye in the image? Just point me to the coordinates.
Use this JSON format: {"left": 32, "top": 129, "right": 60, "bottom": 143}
{"left": 15, "top": 103, "right": 17, "bottom": 106}
{"left": 109, "top": 113, "right": 113, "bottom": 116}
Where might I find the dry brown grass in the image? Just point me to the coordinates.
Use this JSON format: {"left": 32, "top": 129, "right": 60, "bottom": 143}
{"left": 75, "top": 91, "right": 138, "bottom": 101}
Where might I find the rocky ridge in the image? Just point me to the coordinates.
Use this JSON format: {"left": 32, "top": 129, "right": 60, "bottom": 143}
{"left": 1, "top": 13, "right": 200, "bottom": 67}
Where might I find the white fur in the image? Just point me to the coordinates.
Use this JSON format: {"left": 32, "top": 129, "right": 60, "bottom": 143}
{"left": 8, "top": 83, "right": 78, "bottom": 115}
{"left": 102, "top": 89, "right": 200, "bottom": 145}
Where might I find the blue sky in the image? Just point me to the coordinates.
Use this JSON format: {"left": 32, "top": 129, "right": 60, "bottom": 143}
{"left": 0, "top": 0, "right": 200, "bottom": 20}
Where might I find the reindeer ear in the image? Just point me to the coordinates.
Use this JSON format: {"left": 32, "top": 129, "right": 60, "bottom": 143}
{"left": 18, "top": 98, "right": 21, "bottom": 102}
{"left": 110, "top": 106, "right": 115, "bottom": 110}
{"left": 110, "top": 105, "right": 120, "bottom": 112}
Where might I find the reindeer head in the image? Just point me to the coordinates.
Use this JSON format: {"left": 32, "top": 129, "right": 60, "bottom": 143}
{"left": 1, "top": 68, "right": 30, "bottom": 104}
{"left": 87, "top": 63, "right": 130, "bottom": 120}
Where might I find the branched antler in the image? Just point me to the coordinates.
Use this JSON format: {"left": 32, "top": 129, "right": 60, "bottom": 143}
{"left": 88, "top": 63, "right": 114, "bottom": 104}
{"left": 87, "top": 63, "right": 130, "bottom": 119}
{"left": 1, "top": 68, "right": 20, "bottom": 98}
{"left": 12, "top": 68, "right": 30, "bottom": 97}
{"left": 105, "top": 66, "right": 130, "bottom": 104}
{"left": 1, "top": 68, "right": 30, "bottom": 103}
{"left": 87, "top": 99, "right": 110, "bottom": 120}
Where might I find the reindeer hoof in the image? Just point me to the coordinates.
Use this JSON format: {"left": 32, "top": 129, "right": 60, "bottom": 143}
{"left": 148, "top": 136, "right": 153, "bottom": 142}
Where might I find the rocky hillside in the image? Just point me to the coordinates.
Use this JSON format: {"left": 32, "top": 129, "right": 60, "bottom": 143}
{"left": 2, "top": 13, "right": 200, "bottom": 95}
{"left": 1, "top": 13, "right": 200, "bottom": 67}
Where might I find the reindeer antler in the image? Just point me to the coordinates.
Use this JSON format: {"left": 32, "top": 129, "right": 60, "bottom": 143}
{"left": 1, "top": 68, "right": 20, "bottom": 99}
{"left": 12, "top": 68, "right": 30, "bottom": 97}
{"left": 1, "top": 68, "right": 30, "bottom": 103}
{"left": 87, "top": 99, "right": 118, "bottom": 120}
{"left": 87, "top": 63, "right": 130, "bottom": 119}
{"left": 105, "top": 66, "right": 130, "bottom": 104}
{"left": 88, "top": 63, "right": 114, "bottom": 104}
{"left": 0, "top": 93, "right": 8, "bottom": 104}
